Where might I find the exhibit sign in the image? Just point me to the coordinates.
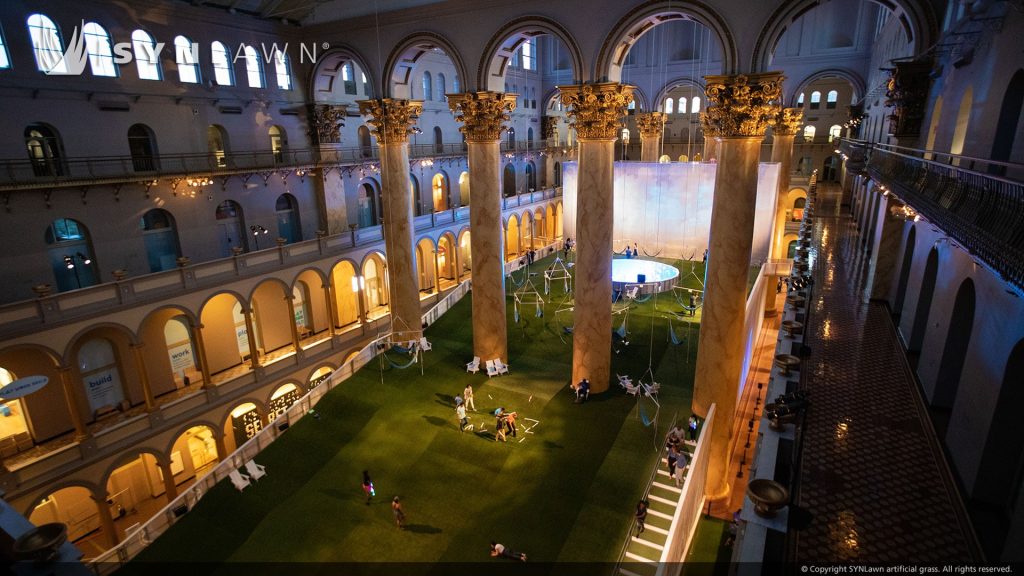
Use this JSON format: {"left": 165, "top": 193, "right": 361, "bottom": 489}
{"left": 0, "top": 375, "right": 49, "bottom": 399}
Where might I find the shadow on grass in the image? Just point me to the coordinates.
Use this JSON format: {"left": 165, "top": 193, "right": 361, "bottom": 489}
{"left": 403, "top": 523, "right": 443, "bottom": 534}
{"left": 423, "top": 415, "right": 448, "bottom": 427}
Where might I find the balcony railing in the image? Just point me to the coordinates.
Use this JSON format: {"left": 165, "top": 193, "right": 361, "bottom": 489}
{"left": 861, "top": 141, "right": 1024, "bottom": 291}
{"left": 0, "top": 141, "right": 564, "bottom": 190}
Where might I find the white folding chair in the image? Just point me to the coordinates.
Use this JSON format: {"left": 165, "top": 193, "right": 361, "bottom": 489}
{"left": 495, "top": 359, "right": 509, "bottom": 375}
{"left": 466, "top": 356, "right": 480, "bottom": 374}
{"left": 228, "top": 470, "right": 251, "bottom": 492}
{"left": 485, "top": 359, "right": 499, "bottom": 377}
{"left": 244, "top": 460, "right": 267, "bottom": 481}
{"left": 419, "top": 337, "right": 432, "bottom": 351}
{"left": 617, "top": 373, "right": 633, "bottom": 387}
{"left": 624, "top": 383, "right": 641, "bottom": 396}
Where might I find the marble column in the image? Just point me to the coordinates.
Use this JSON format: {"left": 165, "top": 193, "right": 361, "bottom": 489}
{"left": 358, "top": 99, "right": 425, "bottom": 343}
{"left": 159, "top": 459, "right": 178, "bottom": 502}
{"left": 765, "top": 109, "right": 803, "bottom": 315}
{"left": 243, "top": 308, "right": 259, "bottom": 370}
{"left": 191, "top": 322, "right": 213, "bottom": 389}
{"left": 308, "top": 104, "right": 349, "bottom": 234}
{"left": 559, "top": 83, "right": 635, "bottom": 394}
{"left": 449, "top": 92, "right": 517, "bottom": 363}
{"left": 693, "top": 72, "right": 783, "bottom": 500}
{"left": 92, "top": 493, "right": 120, "bottom": 546}
{"left": 636, "top": 112, "right": 666, "bottom": 162}
{"left": 130, "top": 344, "right": 156, "bottom": 411}
{"left": 703, "top": 135, "right": 720, "bottom": 162}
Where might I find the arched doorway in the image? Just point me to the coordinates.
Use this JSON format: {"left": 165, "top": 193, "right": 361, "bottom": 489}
{"left": 362, "top": 254, "right": 389, "bottom": 319}
{"left": 505, "top": 216, "right": 520, "bottom": 260}
{"left": 275, "top": 193, "right": 301, "bottom": 244}
{"left": 199, "top": 293, "right": 252, "bottom": 376}
{"left": 141, "top": 209, "right": 181, "bottom": 272}
{"left": 162, "top": 315, "right": 200, "bottom": 389}
{"left": 415, "top": 238, "right": 435, "bottom": 293}
{"left": 269, "top": 125, "right": 288, "bottom": 163}
{"left": 45, "top": 218, "right": 98, "bottom": 291}
{"left": 894, "top": 226, "right": 916, "bottom": 317}
{"left": 554, "top": 162, "right": 562, "bottom": 187}
{"left": 224, "top": 402, "right": 264, "bottom": 453}
{"left": 357, "top": 181, "right": 379, "bottom": 228}
{"left": 972, "top": 338, "right": 1024, "bottom": 559}
{"left": 29, "top": 487, "right": 104, "bottom": 548}
{"left": 128, "top": 124, "right": 159, "bottom": 172}
{"left": 909, "top": 248, "right": 939, "bottom": 360}
{"left": 329, "top": 260, "right": 360, "bottom": 328}
{"left": 932, "top": 278, "right": 975, "bottom": 417}
{"left": 25, "top": 123, "right": 65, "bottom": 176}
{"left": 432, "top": 172, "right": 448, "bottom": 212}
{"left": 269, "top": 383, "right": 302, "bottom": 419}
{"left": 308, "top": 365, "right": 334, "bottom": 389}
{"left": 437, "top": 234, "right": 455, "bottom": 285}
{"left": 207, "top": 125, "right": 229, "bottom": 167}
{"left": 215, "top": 200, "right": 247, "bottom": 256}
{"left": 503, "top": 164, "right": 516, "bottom": 197}
{"left": 526, "top": 162, "right": 536, "bottom": 191}
{"left": 990, "top": 70, "right": 1024, "bottom": 176}
{"left": 358, "top": 125, "right": 372, "bottom": 158}
{"left": 410, "top": 173, "right": 421, "bottom": 216}
{"left": 458, "top": 171, "right": 470, "bottom": 206}
{"left": 458, "top": 230, "right": 471, "bottom": 275}
{"left": 434, "top": 126, "right": 444, "bottom": 153}
{"left": 169, "top": 425, "right": 220, "bottom": 482}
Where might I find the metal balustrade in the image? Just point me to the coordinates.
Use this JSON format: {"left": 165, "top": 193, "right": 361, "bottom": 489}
{"left": 0, "top": 141, "right": 558, "bottom": 190}
{"left": 846, "top": 138, "right": 1024, "bottom": 291}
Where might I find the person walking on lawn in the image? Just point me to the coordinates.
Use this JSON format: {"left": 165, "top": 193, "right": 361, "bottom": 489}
{"left": 635, "top": 500, "right": 648, "bottom": 535}
{"left": 464, "top": 384, "right": 476, "bottom": 412}
{"left": 456, "top": 402, "right": 469, "bottom": 432}
{"left": 361, "top": 470, "right": 375, "bottom": 505}
{"left": 392, "top": 496, "right": 406, "bottom": 529}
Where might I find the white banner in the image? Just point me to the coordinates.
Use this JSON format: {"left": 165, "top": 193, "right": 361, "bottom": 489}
{"left": 168, "top": 343, "right": 194, "bottom": 374}
{"left": 84, "top": 369, "right": 123, "bottom": 412}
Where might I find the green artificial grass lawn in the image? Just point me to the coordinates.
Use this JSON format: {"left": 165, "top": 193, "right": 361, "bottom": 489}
{"left": 131, "top": 253, "right": 705, "bottom": 571}
{"left": 683, "top": 517, "right": 733, "bottom": 576}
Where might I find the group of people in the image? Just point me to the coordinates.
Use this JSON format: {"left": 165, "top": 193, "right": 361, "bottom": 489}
{"left": 622, "top": 243, "right": 640, "bottom": 259}
{"left": 562, "top": 237, "right": 574, "bottom": 258}
{"left": 525, "top": 249, "right": 538, "bottom": 265}
{"left": 361, "top": 470, "right": 406, "bottom": 529}
{"left": 454, "top": 384, "right": 476, "bottom": 432}
{"left": 494, "top": 408, "right": 518, "bottom": 441}
{"left": 777, "top": 274, "right": 814, "bottom": 293}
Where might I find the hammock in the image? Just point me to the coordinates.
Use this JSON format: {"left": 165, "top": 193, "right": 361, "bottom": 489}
{"left": 667, "top": 318, "right": 683, "bottom": 345}
{"left": 615, "top": 315, "right": 628, "bottom": 339}
{"left": 384, "top": 346, "right": 419, "bottom": 369}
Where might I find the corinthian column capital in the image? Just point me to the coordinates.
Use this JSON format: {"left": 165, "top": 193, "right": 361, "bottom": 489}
{"left": 699, "top": 72, "right": 784, "bottom": 138}
{"left": 558, "top": 82, "right": 635, "bottom": 140}
{"left": 636, "top": 112, "right": 667, "bottom": 139}
{"left": 773, "top": 107, "right": 804, "bottom": 136}
{"left": 447, "top": 92, "right": 518, "bottom": 142}
{"left": 356, "top": 99, "right": 423, "bottom": 144}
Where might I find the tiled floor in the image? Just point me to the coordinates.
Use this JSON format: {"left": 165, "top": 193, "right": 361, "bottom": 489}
{"left": 791, "top": 184, "right": 979, "bottom": 562}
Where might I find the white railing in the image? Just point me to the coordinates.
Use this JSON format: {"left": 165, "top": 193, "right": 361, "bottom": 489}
{"left": 657, "top": 404, "right": 715, "bottom": 572}
{"left": 86, "top": 280, "right": 474, "bottom": 574}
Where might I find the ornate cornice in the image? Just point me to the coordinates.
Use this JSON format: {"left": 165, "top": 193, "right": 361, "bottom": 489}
{"left": 772, "top": 107, "right": 803, "bottom": 136}
{"left": 308, "top": 104, "right": 347, "bottom": 144}
{"left": 699, "top": 73, "right": 783, "bottom": 138}
{"left": 558, "top": 83, "right": 635, "bottom": 140}
{"left": 635, "top": 112, "right": 666, "bottom": 139}
{"left": 447, "top": 92, "right": 518, "bottom": 142}
{"left": 356, "top": 99, "right": 423, "bottom": 144}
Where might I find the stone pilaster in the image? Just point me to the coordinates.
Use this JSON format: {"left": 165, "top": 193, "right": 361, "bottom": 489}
{"left": 868, "top": 197, "right": 907, "bottom": 301}
{"left": 559, "top": 82, "right": 634, "bottom": 394}
{"left": 309, "top": 105, "right": 349, "bottom": 234}
{"left": 449, "top": 92, "right": 518, "bottom": 363}
{"left": 358, "top": 98, "right": 425, "bottom": 342}
{"left": 636, "top": 112, "right": 666, "bottom": 162}
{"left": 695, "top": 72, "right": 783, "bottom": 500}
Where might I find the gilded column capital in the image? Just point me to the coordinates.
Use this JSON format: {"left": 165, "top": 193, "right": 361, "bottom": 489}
{"left": 636, "top": 112, "right": 667, "bottom": 139}
{"left": 699, "top": 72, "right": 784, "bottom": 138}
{"left": 558, "top": 82, "right": 635, "bottom": 140}
{"left": 772, "top": 107, "right": 804, "bottom": 136}
{"left": 447, "top": 92, "right": 518, "bottom": 142}
{"left": 308, "top": 104, "right": 348, "bottom": 144}
{"left": 356, "top": 99, "right": 423, "bottom": 145}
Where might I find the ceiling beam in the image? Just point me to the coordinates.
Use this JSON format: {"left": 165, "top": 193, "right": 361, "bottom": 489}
{"left": 259, "top": 0, "right": 287, "bottom": 17}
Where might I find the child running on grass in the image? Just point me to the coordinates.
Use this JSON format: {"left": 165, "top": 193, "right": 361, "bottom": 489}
{"left": 392, "top": 497, "right": 406, "bottom": 529}
{"left": 361, "top": 470, "right": 375, "bottom": 505}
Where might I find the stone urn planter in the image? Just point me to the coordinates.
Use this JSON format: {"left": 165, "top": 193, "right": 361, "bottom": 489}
{"left": 13, "top": 522, "right": 67, "bottom": 563}
{"left": 781, "top": 320, "right": 804, "bottom": 337}
{"left": 747, "top": 479, "right": 790, "bottom": 518}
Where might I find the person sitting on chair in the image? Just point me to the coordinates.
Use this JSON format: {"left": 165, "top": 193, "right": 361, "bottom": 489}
{"left": 575, "top": 378, "right": 590, "bottom": 403}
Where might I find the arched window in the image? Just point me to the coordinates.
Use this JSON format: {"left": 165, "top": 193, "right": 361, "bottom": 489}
{"left": 437, "top": 73, "right": 446, "bottom": 101}
{"left": 526, "top": 162, "right": 537, "bottom": 191}
{"left": 810, "top": 91, "right": 821, "bottom": 109}
{"left": 554, "top": 162, "right": 562, "bottom": 187}
{"left": 140, "top": 209, "right": 180, "bottom": 272}
{"left": 215, "top": 200, "right": 246, "bottom": 255}
{"left": 243, "top": 45, "right": 264, "bottom": 88}
{"left": 78, "top": 339, "right": 125, "bottom": 416}
{"left": 458, "top": 171, "right": 469, "bottom": 206}
{"left": 132, "top": 30, "right": 161, "bottom": 80}
{"left": 828, "top": 124, "right": 842, "bottom": 142}
{"left": 174, "top": 35, "right": 199, "bottom": 83}
{"left": 453, "top": 74, "right": 460, "bottom": 94}
{"left": 522, "top": 38, "right": 536, "bottom": 70}
{"left": 275, "top": 193, "right": 301, "bottom": 243}
{"left": 422, "top": 71, "right": 432, "bottom": 101}
{"left": 45, "top": 218, "right": 97, "bottom": 291}
{"left": 83, "top": 22, "right": 117, "bottom": 77}
{"left": 797, "top": 92, "right": 805, "bottom": 106}
{"left": 664, "top": 97, "right": 674, "bottom": 114}
{"left": 207, "top": 125, "right": 229, "bottom": 167}
{"left": 358, "top": 125, "right": 372, "bottom": 158}
{"left": 803, "top": 125, "right": 816, "bottom": 142}
{"left": 211, "top": 41, "right": 234, "bottom": 86}
{"left": 25, "top": 123, "right": 65, "bottom": 177}
{"left": 503, "top": 164, "right": 516, "bottom": 197}
{"left": 274, "top": 49, "right": 291, "bottom": 90}
{"left": 527, "top": 127, "right": 534, "bottom": 146}
{"left": 27, "top": 14, "right": 65, "bottom": 73}
{"left": 269, "top": 126, "right": 287, "bottom": 163}
{"left": 826, "top": 90, "right": 838, "bottom": 109}
{"left": 678, "top": 97, "right": 688, "bottom": 115}
{"left": 691, "top": 96, "right": 701, "bottom": 113}
{"left": 342, "top": 62, "right": 356, "bottom": 94}
{"left": 128, "top": 124, "right": 158, "bottom": 171}
{"left": 410, "top": 173, "right": 421, "bottom": 216}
